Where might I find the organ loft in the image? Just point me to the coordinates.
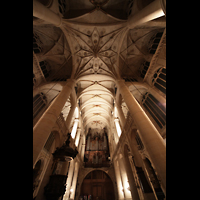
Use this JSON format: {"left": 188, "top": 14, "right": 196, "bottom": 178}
{"left": 84, "top": 128, "right": 110, "bottom": 167}
{"left": 33, "top": 0, "right": 166, "bottom": 200}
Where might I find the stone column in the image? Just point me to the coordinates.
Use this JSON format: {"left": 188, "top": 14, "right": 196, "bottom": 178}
{"left": 127, "top": 0, "right": 165, "bottom": 29}
{"left": 69, "top": 162, "right": 79, "bottom": 200}
{"left": 78, "top": 134, "right": 83, "bottom": 152}
{"left": 112, "top": 116, "right": 119, "bottom": 144}
{"left": 115, "top": 103, "right": 126, "bottom": 129}
{"left": 114, "top": 118, "right": 122, "bottom": 137}
{"left": 33, "top": 0, "right": 62, "bottom": 27}
{"left": 129, "top": 130, "right": 145, "bottom": 167}
{"left": 116, "top": 79, "right": 166, "bottom": 193}
{"left": 113, "top": 159, "right": 124, "bottom": 199}
{"left": 75, "top": 128, "right": 81, "bottom": 147}
{"left": 81, "top": 135, "right": 86, "bottom": 161}
{"left": 118, "top": 154, "right": 132, "bottom": 199}
{"left": 63, "top": 159, "right": 75, "bottom": 200}
{"left": 33, "top": 79, "right": 76, "bottom": 166}
{"left": 130, "top": 130, "right": 157, "bottom": 200}
{"left": 123, "top": 148, "right": 140, "bottom": 200}
{"left": 65, "top": 104, "right": 77, "bottom": 131}
{"left": 71, "top": 118, "right": 79, "bottom": 139}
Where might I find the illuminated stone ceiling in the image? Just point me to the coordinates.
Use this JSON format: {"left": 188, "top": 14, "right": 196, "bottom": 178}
{"left": 34, "top": 0, "right": 166, "bottom": 130}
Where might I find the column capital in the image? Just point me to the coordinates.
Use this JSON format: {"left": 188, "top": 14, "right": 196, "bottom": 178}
{"left": 66, "top": 78, "right": 76, "bottom": 87}
{"left": 116, "top": 79, "right": 125, "bottom": 83}
{"left": 116, "top": 79, "right": 126, "bottom": 89}
{"left": 67, "top": 78, "right": 76, "bottom": 84}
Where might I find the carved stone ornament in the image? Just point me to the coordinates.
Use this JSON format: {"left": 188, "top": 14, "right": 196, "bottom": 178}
{"left": 52, "top": 132, "right": 78, "bottom": 162}
{"left": 44, "top": 133, "right": 78, "bottom": 200}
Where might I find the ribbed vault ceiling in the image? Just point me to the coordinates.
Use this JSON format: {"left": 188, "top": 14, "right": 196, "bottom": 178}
{"left": 60, "top": 12, "right": 126, "bottom": 130}
{"left": 57, "top": 0, "right": 165, "bottom": 131}
{"left": 34, "top": 0, "right": 166, "bottom": 131}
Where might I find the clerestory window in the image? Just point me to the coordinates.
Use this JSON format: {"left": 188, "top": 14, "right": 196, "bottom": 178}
{"left": 142, "top": 92, "right": 166, "bottom": 129}
{"left": 33, "top": 33, "right": 43, "bottom": 54}
{"left": 33, "top": 92, "right": 47, "bottom": 119}
{"left": 148, "top": 32, "right": 163, "bottom": 54}
{"left": 152, "top": 67, "right": 166, "bottom": 94}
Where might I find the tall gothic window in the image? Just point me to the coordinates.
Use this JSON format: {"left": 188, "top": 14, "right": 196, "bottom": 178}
{"left": 152, "top": 67, "right": 166, "bottom": 94}
{"left": 39, "top": 61, "right": 51, "bottom": 79}
{"left": 58, "top": 0, "right": 66, "bottom": 16}
{"left": 127, "top": 0, "right": 134, "bottom": 17}
{"left": 33, "top": 33, "right": 43, "bottom": 54}
{"left": 135, "top": 132, "right": 144, "bottom": 150}
{"left": 33, "top": 92, "right": 47, "bottom": 119}
{"left": 140, "top": 61, "right": 150, "bottom": 79}
{"left": 142, "top": 93, "right": 166, "bottom": 129}
{"left": 148, "top": 32, "right": 163, "bottom": 54}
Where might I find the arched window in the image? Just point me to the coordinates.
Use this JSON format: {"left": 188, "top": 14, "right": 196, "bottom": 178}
{"left": 144, "top": 158, "right": 165, "bottom": 199}
{"left": 33, "top": 33, "right": 43, "bottom": 54}
{"left": 39, "top": 60, "right": 51, "bottom": 79}
{"left": 135, "top": 132, "right": 144, "bottom": 150}
{"left": 127, "top": 0, "right": 134, "bottom": 17}
{"left": 142, "top": 92, "right": 166, "bottom": 129}
{"left": 58, "top": 0, "right": 67, "bottom": 16}
{"left": 140, "top": 61, "right": 150, "bottom": 79}
{"left": 148, "top": 32, "right": 163, "bottom": 54}
{"left": 33, "top": 92, "right": 47, "bottom": 119}
{"left": 152, "top": 67, "right": 166, "bottom": 94}
{"left": 44, "top": 132, "right": 55, "bottom": 152}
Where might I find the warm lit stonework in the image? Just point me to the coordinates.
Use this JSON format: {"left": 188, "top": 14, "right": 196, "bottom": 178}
{"left": 33, "top": 0, "right": 166, "bottom": 199}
